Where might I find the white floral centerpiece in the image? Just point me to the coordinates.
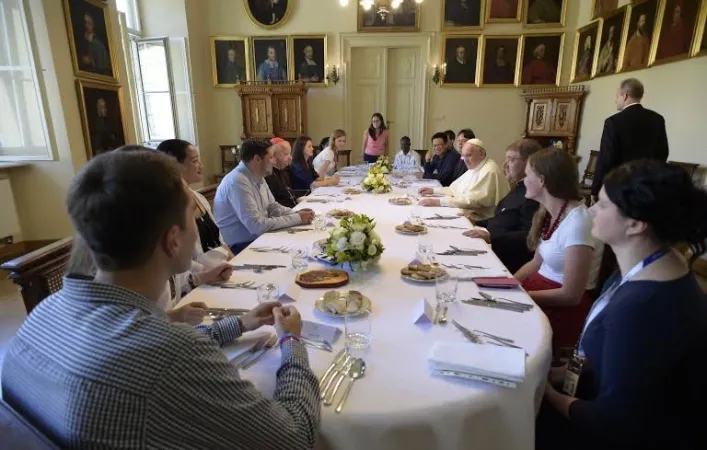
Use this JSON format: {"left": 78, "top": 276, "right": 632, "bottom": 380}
{"left": 361, "top": 166, "right": 393, "bottom": 193}
{"left": 325, "top": 213, "right": 384, "bottom": 269}
{"left": 373, "top": 155, "right": 393, "bottom": 173}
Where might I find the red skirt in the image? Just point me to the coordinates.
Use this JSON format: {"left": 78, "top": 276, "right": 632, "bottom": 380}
{"left": 522, "top": 273, "right": 593, "bottom": 352}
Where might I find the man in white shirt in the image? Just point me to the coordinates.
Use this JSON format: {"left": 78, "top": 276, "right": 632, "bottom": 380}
{"left": 214, "top": 139, "right": 315, "bottom": 254}
{"left": 418, "top": 138, "right": 509, "bottom": 221}
{"left": 393, "top": 136, "right": 421, "bottom": 170}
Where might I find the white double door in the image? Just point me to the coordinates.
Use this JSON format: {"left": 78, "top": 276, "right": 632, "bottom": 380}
{"left": 348, "top": 46, "right": 423, "bottom": 165}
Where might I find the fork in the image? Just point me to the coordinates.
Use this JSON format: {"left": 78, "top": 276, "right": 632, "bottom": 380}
{"left": 241, "top": 334, "right": 278, "bottom": 370}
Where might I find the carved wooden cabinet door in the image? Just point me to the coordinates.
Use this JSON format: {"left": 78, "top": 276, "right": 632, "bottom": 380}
{"left": 550, "top": 98, "right": 578, "bottom": 136}
{"left": 272, "top": 95, "right": 303, "bottom": 136}
{"left": 527, "top": 98, "right": 553, "bottom": 135}
{"left": 243, "top": 95, "right": 272, "bottom": 137}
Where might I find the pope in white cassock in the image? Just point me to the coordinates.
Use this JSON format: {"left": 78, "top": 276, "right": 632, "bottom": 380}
{"left": 418, "top": 138, "right": 509, "bottom": 221}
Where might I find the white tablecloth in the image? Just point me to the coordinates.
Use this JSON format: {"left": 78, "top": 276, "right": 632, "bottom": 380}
{"left": 179, "top": 176, "right": 552, "bottom": 450}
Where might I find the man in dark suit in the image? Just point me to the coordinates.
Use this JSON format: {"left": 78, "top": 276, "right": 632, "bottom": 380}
{"left": 423, "top": 132, "right": 460, "bottom": 187}
{"left": 462, "top": 139, "right": 542, "bottom": 273}
{"left": 591, "top": 78, "right": 669, "bottom": 200}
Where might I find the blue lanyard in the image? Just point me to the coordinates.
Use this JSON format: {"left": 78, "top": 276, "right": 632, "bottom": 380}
{"left": 577, "top": 248, "right": 669, "bottom": 356}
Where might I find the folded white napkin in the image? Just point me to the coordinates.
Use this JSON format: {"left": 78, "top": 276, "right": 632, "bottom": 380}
{"left": 428, "top": 341, "right": 525, "bottom": 384}
{"left": 196, "top": 247, "right": 229, "bottom": 268}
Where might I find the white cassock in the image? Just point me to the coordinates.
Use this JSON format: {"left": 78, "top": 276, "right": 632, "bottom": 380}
{"left": 432, "top": 157, "right": 510, "bottom": 221}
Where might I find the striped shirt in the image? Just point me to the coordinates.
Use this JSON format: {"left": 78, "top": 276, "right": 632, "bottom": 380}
{"left": 1, "top": 275, "right": 320, "bottom": 449}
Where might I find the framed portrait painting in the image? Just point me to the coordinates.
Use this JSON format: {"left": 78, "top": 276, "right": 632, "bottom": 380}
{"left": 654, "top": 0, "right": 702, "bottom": 65}
{"left": 480, "top": 36, "right": 520, "bottom": 86}
{"left": 595, "top": 6, "right": 627, "bottom": 78}
{"left": 442, "top": 35, "right": 480, "bottom": 87}
{"left": 442, "top": 0, "right": 484, "bottom": 30}
{"left": 571, "top": 21, "right": 600, "bottom": 83}
{"left": 243, "top": 0, "right": 292, "bottom": 29}
{"left": 252, "top": 37, "right": 289, "bottom": 82}
{"left": 62, "top": 0, "right": 117, "bottom": 83}
{"left": 485, "top": 0, "right": 521, "bottom": 23}
{"left": 523, "top": 0, "right": 566, "bottom": 27}
{"left": 592, "top": 0, "right": 618, "bottom": 19}
{"left": 211, "top": 36, "right": 251, "bottom": 87}
{"left": 76, "top": 80, "right": 126, "bottom": 159}
{"left": 290, "top": 35, "right": 327, "bottom": 86}
{"left": 620, "top": 0, "right": 660, "bottom": 72}
{"left": 519, "top": 33, "right": 564, "bottom": 86}
{"left": 358, "top": 0, "right": 419, "bottom": 32}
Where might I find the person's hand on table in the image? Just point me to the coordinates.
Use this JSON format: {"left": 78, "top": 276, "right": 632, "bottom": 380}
{"left": 457, "top": 210, "right": 475, "bottom": 224}
{"left": 419, "top": 198, "right": 440, "bottom": 207}
{"left": 329, "top": 176, "right": 341, "bottom": 185}
{"left": 418, "top": 187, "right": 433, "bottom": 195}
{"left": 273, "top": 305, "right": 303, "bottom": 337}
{"left": 463, "top": 229, "right": 490, "bottom": 243}
{"left": 199, "top": 263, "right": 233, "bottom": 284}
{"left": 240, "top": 301, "right": 281, "bottom": 332}
{"left": 167, "top": 302, "right": 208, "bottom": 325}
{"left": 298, "top": 210, "right": 315, "bottom": 224}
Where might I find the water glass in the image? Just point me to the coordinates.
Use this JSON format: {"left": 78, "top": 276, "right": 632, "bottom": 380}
{"left": 313, "top": 214, "right": 327, "bottom": 231}
{"left": 256, "top": 283, "right": 279, "bottom": 304}
{"left": 416, "top": 237, "right": 433, "bottom": 263}
{"left": 409, "top": 208, "right": 422, "bottom": 226}
{"left": 345, "top": 298, "right": 371, "bottom": 352}
{"left": 290, "top": 246, "right": 309, "bottom": 271}
{"left": 436, "top": 276, "right": 458, "bottom": 304}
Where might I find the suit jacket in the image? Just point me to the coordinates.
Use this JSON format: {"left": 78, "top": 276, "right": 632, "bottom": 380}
{"left": 591, "top": 104, "right": 669, "bottom": 196}
{"left": 423, "top": 150, "right": 461, "bottom": 187}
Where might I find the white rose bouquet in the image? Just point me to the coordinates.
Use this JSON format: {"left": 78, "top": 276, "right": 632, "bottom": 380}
{"left": 325, "top": 213, "right": 384, "bottom": 267}
{"left": 361, "top": 170, "right": 392, "bottom": 193}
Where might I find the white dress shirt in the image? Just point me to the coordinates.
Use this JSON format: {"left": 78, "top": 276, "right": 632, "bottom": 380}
{"left": 313, "top": 146, "right": 336, "bottom": 176}
{"left": 393, "top": 150, "right": 421, "bottom": 169}
{"left": 433, "top": 157, "right": 510, "bottom": 220}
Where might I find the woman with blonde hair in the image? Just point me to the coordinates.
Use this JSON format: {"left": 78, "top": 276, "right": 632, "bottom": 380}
{"left": 514, "top": 147, "right": 603, "bottom": 353}
{"left": 313, "top": 129, "right": 346, "bottom": 177}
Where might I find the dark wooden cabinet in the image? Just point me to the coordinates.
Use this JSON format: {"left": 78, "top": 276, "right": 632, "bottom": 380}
{"left": 235, "top": 81, "right": 307, "bottom": 140}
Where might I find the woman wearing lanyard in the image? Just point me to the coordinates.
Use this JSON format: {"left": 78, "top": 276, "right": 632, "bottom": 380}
{"left": 361, "top": 112, "right": 389, "bottom": 163}
{"left": 537, "top": 160, "right": 707, "bottom": 450}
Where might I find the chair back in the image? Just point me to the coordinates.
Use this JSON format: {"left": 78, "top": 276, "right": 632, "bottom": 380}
{"left": 413, "top": 149, "right": 428, "bottom": 162}
{"left": 0, "top": 396, "right": 61, "bottom": 449}
{"left": 580, "top": 150, "right": 599, "bottom": 187}
{"left": 197, "top": 183, "right": 218, "bottom": 208}
{"left": 668, "top": 161, "right": 700, "bottom": 181}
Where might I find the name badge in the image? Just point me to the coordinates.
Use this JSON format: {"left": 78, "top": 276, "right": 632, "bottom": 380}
{"left": 562, "top": 355, "right": 585, "bottom": 397}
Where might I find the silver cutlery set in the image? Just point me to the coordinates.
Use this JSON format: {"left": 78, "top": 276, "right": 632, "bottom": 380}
{"left": 461, "top": 291, "right": 534, "bottom": 313}
{"left": 266, "top": 228, "right": 313, "bottom": 234}
{"left": 230, "top": 263, "right": 286, "bottom": 273}
{"left": 250, "top": 246, "right": 291, "bottom": 253}
{"left": 424, "top": 223, "right": 468, "bottom": 230}
{"left": 440, "top": 263, "right": 489, "bottom": 270}
{"left": 319, "top": 350, "right": 366, "bottom": 413}
{"left": 233, "top": 334, "right": 278, "bottom": 370}
{"left": 451, "top": 320, "right": 522, "bottom": 350}
{"left": 206, "top": 307, "right": 250, "bottom": 320}
{"left": 220, "top": 281, "right": 262, "bottom": 290}
{"left": 436, "top": 246, "right": 488, "bottom": 256}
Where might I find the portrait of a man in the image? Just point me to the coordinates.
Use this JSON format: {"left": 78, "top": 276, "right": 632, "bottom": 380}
{"left": 246, "top": 0, "right": 290, "bottom": 28}
{"left": 655, "top": 0, "right": 700, "bottom": 62}
{"left": 573, "top": 22, "right": 599, "bottom": 82}
{"left": 212, "top": 38, "right": 249, "bottom": 86}
{"left": 358, "top": 0, "right": 418, "bottom": 31}
{"left": 64, "top": 0, "right": 115, "bottom": 80}
{"left": 443, "top": 37, "right": 479, "bottom": 85}
{"left": 596, "top": 8, "right": 626, "bottom": 77}
{"left": 443, "top": 0, "right": 482, "bottom": 29}
{"left": 524, "top": 0, "right": 565, "bottom": 25}
{"left": 482, "top": 37, "right": 519, "bottom": 85}
{"left": 520, "top": 34, "right": 563, "bottom": 86}
{"left": 487, "top": 0, "right": 521, "bottom": 21}
{"left": 592, "top": 0, "right": 618, "bottom": 19}
{"left": 252, "top": 38, "right": 288, "bottom": 81}
{"left": 621, "top": 0, "right": 659, "bottom": 71}
{"left": 78, "top": 81, "right": 126, "bottom": 159}
{"left": 292, "top": 37, "right": 326, "bottom": 84}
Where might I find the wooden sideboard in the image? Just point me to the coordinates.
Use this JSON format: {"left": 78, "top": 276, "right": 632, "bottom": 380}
{"left": 235, "top": 81, "right": 308, "bottom": 141}
{"left": 520, "top": 85, "right": 587, "bottom": 155}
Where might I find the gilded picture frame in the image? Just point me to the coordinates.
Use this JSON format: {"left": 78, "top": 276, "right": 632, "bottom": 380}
{"left": 441, "top": 35, "right": 481, "bottom": 88}
{"left": 211, "top": 36, "right": 251, "bottom": 87}
{"left": 479, "top": 35, "right": 521, "bottom": 87}
{"left": 358, "top": 1, "right": 420, "bottom": 32}
{"left": 571, "top": 20, "right": 601, "bottom": 83}
{"left": 76, "top": 79, "right": 127, "bottom": 160}
{"left": 518, "top": 32, "right": 565, "bottom": 87}
{"left": 442, "top": 0, "right": 485, "bottom": 31}
{"left": 695, "top": 0, "right": 707, "bottom": 56}
{"left": 289, "top": 35, "right": 328, "bottom": 87}
{"left": 243, "top": 0, "right": 292, "bottom": 30}
{"left": 62, "top": 0, "right": 119, "bottom": 83}
{"left": 251, "top": 36, "right": 290, "bottom": 82}
{"left": 485, "top": 0, "right": 522, "bottom": 24}
{"left": 592, "top": 0, "right": 619, "bottom": 20}
{"left": 652, "top": 0, "right": 704, "bottom": 67}
{"left": 619, "top": 0, "right": 660, "bottom": 73}
{"left": 522, "top": 0, "right": 567, "bottom": 28}
{"left": 593, "top": 5, "right": 629, "bottom": 79}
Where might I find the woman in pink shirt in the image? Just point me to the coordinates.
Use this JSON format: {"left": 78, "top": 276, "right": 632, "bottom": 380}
{"left": 361, "top": 112, "right": 389, "bottom": 163}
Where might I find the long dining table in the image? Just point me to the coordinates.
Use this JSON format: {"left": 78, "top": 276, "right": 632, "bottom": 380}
{"left": 178, "top": 172, "right": 552, "bottom": 450}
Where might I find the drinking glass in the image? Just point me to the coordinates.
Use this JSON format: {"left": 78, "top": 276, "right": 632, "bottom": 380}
{"left": 416, "top": 236, "right": 433, "bottom": 263}
{"left": 345, "top": 293, "right": 371, "bottom": 353}
{"left": 256, "top": 283, "right": 279, "bottom": 304}
{"left": 436, "top": 276, "right": 458, "bottom": 304}
{"left": 409, "top": 208, "right": 422, "bottom": 226}
{"left": 313, "top": 214, "right": 327, "bottom": 231}
{"left": 290, "top": 246, "right": 309, "bottom": 271}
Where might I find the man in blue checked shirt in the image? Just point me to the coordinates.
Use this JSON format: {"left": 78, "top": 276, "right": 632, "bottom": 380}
{"left": 1, "top": 149, "right": 320, "bottom": 450}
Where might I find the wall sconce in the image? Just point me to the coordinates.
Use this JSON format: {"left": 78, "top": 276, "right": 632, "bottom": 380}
{"left": 432, "top": 63, "right": 446, "bottom": 85}
{"left": 326, "top": 64, "right": 340, "bottom": 86}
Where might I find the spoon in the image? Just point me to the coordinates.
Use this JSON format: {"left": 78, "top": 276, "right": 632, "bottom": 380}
{"left": 335, "top": 358, "right": 366, "bottom": 413}
{"left": 438, "top": 306, "right": 449, "bottom": 325}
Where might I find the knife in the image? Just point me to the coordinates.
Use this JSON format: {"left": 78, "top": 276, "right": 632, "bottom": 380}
{"left": 461, "top": 298, "right": 528, "bottom": 313}
{"left": 478, "top": 292, "right": 533, "bottom": 310}
{"left": 319, "top": 349, "right": 347, "bottom": 389}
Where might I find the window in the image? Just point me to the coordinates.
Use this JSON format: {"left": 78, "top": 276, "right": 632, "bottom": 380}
{"left": 116, "top": 0, "right": 140, "bottom": 34}
{"left": 134, "top": 39, "right": 177, "bottom": 142}
{"left": 0, "top": 0, "right": 52, "bottom": 161}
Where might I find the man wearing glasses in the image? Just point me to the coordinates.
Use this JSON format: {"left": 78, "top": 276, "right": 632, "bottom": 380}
{"left": 463, "top": 139, "right": 543, "bottom": 273}
{"left": 418, "top": 138, "right": 509, "bottom": 222}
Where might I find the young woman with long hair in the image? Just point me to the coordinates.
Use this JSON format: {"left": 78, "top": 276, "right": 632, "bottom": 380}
{"left": 291, "top": 136, "right": 340, "bottom": 193}
{"left": 361, "top": 112, "right": 389, "bottom": 163}
{"left": 313, "top": 129, "right": 346, "bottom": 177}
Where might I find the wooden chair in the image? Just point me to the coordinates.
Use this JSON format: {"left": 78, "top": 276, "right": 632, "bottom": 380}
{"left": 0, "top": 397, "right": 60, "bottom": 450}
{"left": 668, "top": 161, "right": 700, "bottom": 180}
{"left": 413, "top": 149, "right": 428, "bottom": 162}
{"left": 336, "top": 149, "right": 352, "bottom": 168}
{"left": 198, "top": 183, "right": 218, "bottom": 207}
{"left": 579, "top": 150, "right": 599, "bottom": 206}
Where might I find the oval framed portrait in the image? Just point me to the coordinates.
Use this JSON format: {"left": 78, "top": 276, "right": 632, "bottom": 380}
{"left": 244, "top": 0, "right": 292, "bottom": 29}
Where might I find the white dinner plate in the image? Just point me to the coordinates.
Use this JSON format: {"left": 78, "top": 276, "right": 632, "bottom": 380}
{"left": 315, "top": 293, "right": 372, "bottom": 318}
